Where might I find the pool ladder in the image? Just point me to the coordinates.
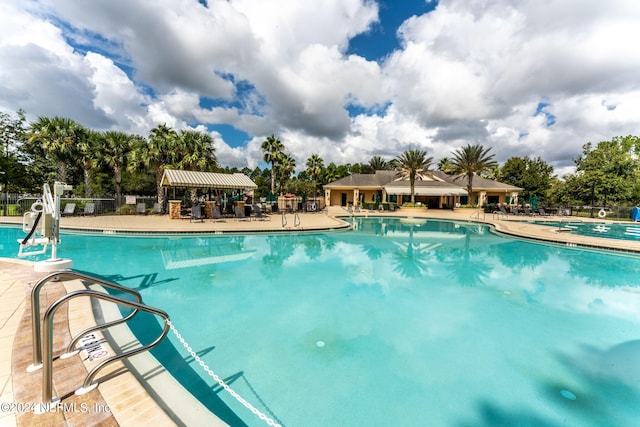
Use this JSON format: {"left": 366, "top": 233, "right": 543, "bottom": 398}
{"left": 281, "top": 211, "right": 301, "bottom": 228}
{"left": 27, "top": 270, "right": 170, "bottom": 409}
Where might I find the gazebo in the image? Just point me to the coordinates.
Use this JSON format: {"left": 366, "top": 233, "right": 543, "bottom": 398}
{"left": 160, "top": 169, "right": 257, "bottom": 219}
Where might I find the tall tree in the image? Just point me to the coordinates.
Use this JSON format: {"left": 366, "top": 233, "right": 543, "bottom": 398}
{"left": 176, "top": 130, "right": 216, "bottom": 171}
{"left": 437, "top": 157, "right": 455, "bottom": 174}
{"left": 369, "top": 156, "right": 390, "bottom": 171}
{"left": 101, "top": 131, "right": 137, "bottom": 206}
{"left": 393, "top": 149, "right": 434, "bottom": 204}
{"left": 131, "top": 124, "right": 178, "bottom": 205}
{"left": 450, "top": 144, "right": 497, "bottom": 205}
{"left": 564, "top": 136, "right": 640, "bottom": 207}
{"left": 261, "top": 134, "right": 284, "bottom": 194}
{"left": 76, "top": 127, "right": 100, "bottom": 197}
{"left": 305, "top": 153, "right": 324, "bottom": 198}
{"left": 277, "top": 152, "right": 296, "bottom": 191}
{"left": 499, "top": 156, "right": 554, "bottom": 203}
{"left": 28, "top": 116, "right": 81, "bottom": 183}
{"left": 0, "top": 109, "right": 28, "bottom": 192}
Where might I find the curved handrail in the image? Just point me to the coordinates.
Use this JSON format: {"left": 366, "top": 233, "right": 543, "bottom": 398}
{"left": 29, "top": 270, "right": 142, "bottom": 370}
{"left": 41, "top": 289, "right": 170, "bottom": 404}
{"left": 281, "top": 211, "right": 287, "bottom": 227}
{"left": 294, "top": 212, "right": 301, "bottom": 227}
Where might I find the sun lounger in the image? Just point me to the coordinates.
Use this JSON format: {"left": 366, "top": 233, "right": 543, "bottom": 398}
{"left": 136, "top": 203, "right": 147, "bottom": 215}
{"left": 252, "top": 204, "right": 270, "bottom": 221}
{"left": 152, "top": 203, "right": 163, "bottom": 215}
{"left": 61, "top": 203, "right": 76, "bottom": 216}
{"left": 78, "top": 202, "right": 96, "bottom": 216}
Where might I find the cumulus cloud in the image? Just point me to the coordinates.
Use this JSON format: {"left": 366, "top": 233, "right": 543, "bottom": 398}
{"left": 0, "top": 0, "right": 639, "bottom": 174}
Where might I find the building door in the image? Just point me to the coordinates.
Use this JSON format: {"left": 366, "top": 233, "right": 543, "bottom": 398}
{"left": 341, "top": 193, "right": 347, "bottom": 206}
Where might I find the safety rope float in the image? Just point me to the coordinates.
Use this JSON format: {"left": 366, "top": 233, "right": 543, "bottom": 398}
{"left": 167, "top": 320, "right": 282, "bottom": 427}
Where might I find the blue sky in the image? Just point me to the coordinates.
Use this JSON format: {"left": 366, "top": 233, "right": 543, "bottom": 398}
{"left": 1, "top": 0, "right": 639, "bottom": 175}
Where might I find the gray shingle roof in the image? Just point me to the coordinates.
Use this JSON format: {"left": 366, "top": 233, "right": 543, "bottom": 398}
{"left": 324, "top": 169, "right": 521, "bottom": 192}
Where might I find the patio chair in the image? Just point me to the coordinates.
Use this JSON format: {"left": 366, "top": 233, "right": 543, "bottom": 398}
{"left": 78, "top": 203, "right": 96, "bottom": 216}
{"left": 493, "top": 205, "right": 507, "bottom": 219}
{"left": 235, "top": 206, "right": 250, "bottom": 222}
{"left": 136, "top": 203, "right": 147, "bottom": 215}
{"left": 537, "top": 208, "right": 550, "bottom": 216}
{"left": 212, "top": 205, "right": 225, "bottom": 222}
{"left": 190, "top": 204, "right": 205, "bottom": 222}
{"left": 61, "top": 203, "right": 76, "bottom": 216}
{"left": 252, "top": 204, "right": 270, "bottom": 221}
{"left": 389, "top": 204, "right": 396, "bottom": 212}
{"left": 152, "top": 203, "right": 163, "bottom": 215}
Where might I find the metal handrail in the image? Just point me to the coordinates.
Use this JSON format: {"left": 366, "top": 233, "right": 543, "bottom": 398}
{"left": 281, "top": 211, "right": 287, "bottom": 227}
{"left": 41, "top": 289, "right": 169, "bottom": 405}
{"left": 29, "top": 270, "right": 142, "bottom": 370}
{"left": 294, "top": 212, "right": 301, "bottom": 227}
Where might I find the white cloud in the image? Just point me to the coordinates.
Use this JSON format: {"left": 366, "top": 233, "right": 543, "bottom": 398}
{"left": 1, "top": 0, "right": 639, "bottom": 175}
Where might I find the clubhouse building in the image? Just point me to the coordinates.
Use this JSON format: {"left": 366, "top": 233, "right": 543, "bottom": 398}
{"left": 323, "top": 170, "right": 522, "bottom": 209}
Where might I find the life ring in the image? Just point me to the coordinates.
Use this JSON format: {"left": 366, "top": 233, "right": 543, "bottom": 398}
{"left": 309, "top": 202, "right": 316, "bottom": 211}
{"left": 597, "top": 209, "right": 607, "bottom": 218}
{"left": 31, "top": 201, "right": 45, "bottom": 213}
{"left": 594, "top": 224, "right": 608, "bottom": 233}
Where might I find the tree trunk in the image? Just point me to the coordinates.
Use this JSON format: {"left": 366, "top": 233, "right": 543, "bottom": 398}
{"left": 114, "top": 164, "right": 122, "bottom": 207}
{"left": 156, "top": 167, "right": 164, "bottom": 206}
{"left": 84, "top": 160, "right": 92, "bottom": 198}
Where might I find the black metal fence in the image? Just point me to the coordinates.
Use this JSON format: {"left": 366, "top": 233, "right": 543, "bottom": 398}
{"left": 0, "top": 193, "right": 160, "bottom": 216}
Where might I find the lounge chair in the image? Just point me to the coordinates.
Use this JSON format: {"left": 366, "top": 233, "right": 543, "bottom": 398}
{"left": 190, "top": 204, "right": 205, "bottom": 222}
{"left": 78, "top": 203, "right": 96, "bottom": 216}
{"left": 61, "top": 203, "right": 76, "bottom": 216}
{"left": 537, "top": 208, "right": 550, "bottom": 216}
{"left": 252, "top": 204, "right": 270, "bottom": 221}
{"left": 493, "top": 205, "right": 507, "bottom": 219}
{"left": 389, "top": 204, "right": 396, "bottom": 212}
{"left": 136, "top": 203, "right": 147, "bottom": 215}
{"left": 235, "top": 206, "right": 250, "bottom": 222}
{"left": 152, "top": 202, "right": 163, "bottom": 215}
{"left": 212, "top": 205, "right": 225, "bottom": 222}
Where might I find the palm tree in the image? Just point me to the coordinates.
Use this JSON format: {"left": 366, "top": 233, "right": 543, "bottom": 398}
{"left": 277, "top": 152, "right": 296, "bottom": 190}
{"left": 28, "top": 116, "right": 80, "bottom": 182}
{"left": 369, "top": 156, "right": 390, "bottom": 171}
{"left": 176, "top": 130, "right": 216, "bottom": 171}
{"left": 261, "top": 134, "right": 284, "bottom": 194}
{"left": 101, "top": 131, "right": 137, "bottom": 206}
{"left": 450, "top": 144, "right": 497, "bottom": 205}
{"left": 131, "top": 124, "right": 178, "bottom": 206}
{"left": 176, "top": 130, "right": 217, "bottom": 201}
{"left": 76, "top": 127, "right": 100, "bottom": 197}
{"left": 437, "top": 157, "right": 455, "bottom": 174}
{"left": 305, "top": 153, "right": 324, "bottom": 198}
{"left": 393, "top": 149, "right": 434, "bottom": 204}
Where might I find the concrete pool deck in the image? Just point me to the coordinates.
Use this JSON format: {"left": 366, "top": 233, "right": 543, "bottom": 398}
{"left": 2, "top": 208, "right": 640, "bottom": 426}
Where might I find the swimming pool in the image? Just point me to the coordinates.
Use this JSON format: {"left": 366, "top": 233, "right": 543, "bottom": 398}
{"left": 532, "top": 220, "right": 640, "bottom": 241}
{"left": 2, "top": 219, "right": 640, "bottom": 426}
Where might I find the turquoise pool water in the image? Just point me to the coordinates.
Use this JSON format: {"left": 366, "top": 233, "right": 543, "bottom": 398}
{"left": 532, "top": 220, "right": 640, "bottom": 241}
{"left": 2, "top": 219, "right": 640, "bottom": 426}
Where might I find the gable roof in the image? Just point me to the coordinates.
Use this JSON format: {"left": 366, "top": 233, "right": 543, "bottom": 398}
{"left": 161, "top": 169, "right": 257, "bottom": 189}
{"left": 431, "top": 171, "right": 523, "bottom": 191}
{"left": 323, "top": 169, "right": 522, "bottom": 193}
{"left": 323, "top": 170, "right": 396, "bottom": 188}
